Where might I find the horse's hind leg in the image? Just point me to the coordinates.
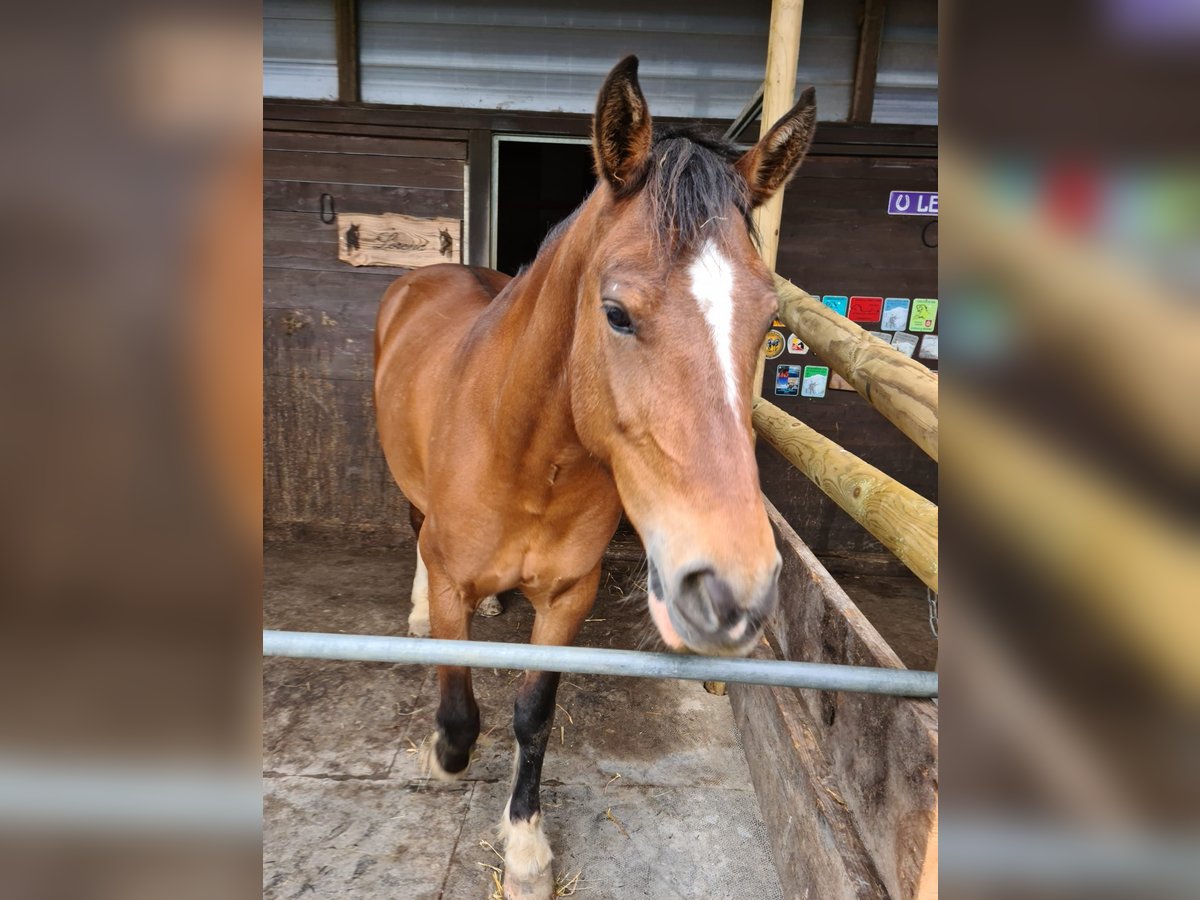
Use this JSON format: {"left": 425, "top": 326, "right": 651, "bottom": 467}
{"left": 501, "top": 564, "right": 600, "bottom": 900}
{"left": 407, "top": 504, "right": 431, "bottom": 636}
{"left": 420, "top": 566, "right": 481, "bottom": 780}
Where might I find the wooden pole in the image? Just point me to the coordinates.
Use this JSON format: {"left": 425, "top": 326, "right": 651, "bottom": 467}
{"left": 848, "top": 0, "right": 887, "bottom": 123}
{"left": 753, "top": 397, "right": 939, "bottom": 592}
{"left": 752, "top": 0, "right": 806, "bottom": 397}
{"left": 334, "top": 0, "right": 360, "bottom": 104}
{"left": 775, "top": 274, "right": 939, "bottom": 460}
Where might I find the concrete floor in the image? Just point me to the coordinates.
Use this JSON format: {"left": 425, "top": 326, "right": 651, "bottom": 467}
{"left": 263, "top": 542, "right": 785, "bottom": 899}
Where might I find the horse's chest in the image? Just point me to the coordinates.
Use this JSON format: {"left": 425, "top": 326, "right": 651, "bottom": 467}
{"left": 435, "top": 469, "right": 621, "bottom": 594}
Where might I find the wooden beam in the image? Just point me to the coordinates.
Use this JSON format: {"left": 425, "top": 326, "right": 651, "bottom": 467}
{"left": 334, "top": 0, "right": 360, "bottom": 104}
{"left": 752, "top": 0, "right": 806, "bottom": 398}
{"left": 723, "top": 83, "right": 764, "bottom": 142}
{"left": 466, "top": 130, "right": 492, "bottom": 268}
{"left": 775, "top": 274, "right": 939, "bottom": 460}
{"left": 753, "top": 397, "right": 939, "bottom": 591}
{"left": 849, "top": 0, "right": 887, "bottom": 123}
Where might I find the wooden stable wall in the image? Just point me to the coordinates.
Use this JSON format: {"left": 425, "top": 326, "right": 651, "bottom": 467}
{"left": 762, "top": 155, "right": 938, "bottom": 570}
{"left": 264, "top": 122, "right": 466, "bottom": 541}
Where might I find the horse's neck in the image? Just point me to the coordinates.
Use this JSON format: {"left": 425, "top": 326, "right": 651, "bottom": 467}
{"left": 485, "top": 218, "right": 592, "bottom": 464}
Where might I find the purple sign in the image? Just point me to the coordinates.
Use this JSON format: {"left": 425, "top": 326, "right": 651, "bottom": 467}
{"left": 888, "top": 190, "right": 938, "bottom": 216}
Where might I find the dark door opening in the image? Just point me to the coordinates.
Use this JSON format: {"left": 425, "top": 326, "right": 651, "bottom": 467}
{"left": 494, "top": 138, "right": 596, "bottom": 276}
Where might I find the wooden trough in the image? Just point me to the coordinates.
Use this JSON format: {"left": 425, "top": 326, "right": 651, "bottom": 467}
{"left": 732, "top": 498, "right": 938, "bottom": 899}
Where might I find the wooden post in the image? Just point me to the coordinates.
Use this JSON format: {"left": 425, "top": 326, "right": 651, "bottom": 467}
{"left": 848, "top": 0, "right": 887, "bottom": 123}
{"left": 753, "top": 397, "right": 939, "bottom": 592}
{"left": 334, "top": 0, "right": 360, "bottom": 104}
{"left": 751, "top": 0, "right": 806, "bottom": 397}
{"left": 775, "top": 274, "right": 939, "bottom": 460}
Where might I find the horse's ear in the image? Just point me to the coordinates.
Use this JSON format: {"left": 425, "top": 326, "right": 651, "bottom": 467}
{"left": 736, "top": 87, "right": 817, "bottom": 208}
{"left": 593, "top": 55, "right": 653, "bottom": 195}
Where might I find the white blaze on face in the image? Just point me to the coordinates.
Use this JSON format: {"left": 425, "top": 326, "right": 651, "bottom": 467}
{"left": 688, "top": 241, "right": 739, "bottom": 412}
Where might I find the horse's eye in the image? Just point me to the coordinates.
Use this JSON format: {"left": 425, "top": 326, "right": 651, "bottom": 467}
{"left": 603, "top": 302, "right": 635, "bottom": 335}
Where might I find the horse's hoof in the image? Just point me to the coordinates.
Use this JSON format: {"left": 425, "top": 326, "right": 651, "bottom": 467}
{"left": 408, "top": 614, "right": 431, "bottom": 637}
{"left": 418, "top": 732, "right": 466, "bottom": 781}
{"left": 502, "top": 869, "right": 554, "bottom": 900}
{"left": 476, "top": 595, "right": 502, "bottom": 617}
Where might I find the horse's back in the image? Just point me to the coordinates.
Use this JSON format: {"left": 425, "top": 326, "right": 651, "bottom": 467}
{"left": 374, "top": 264, "right": 510, "bottom": 510}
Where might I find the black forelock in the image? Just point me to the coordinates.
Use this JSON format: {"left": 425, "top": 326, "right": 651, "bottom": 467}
{"left": 644, "top": 126, "right": 755, "bottom": 252}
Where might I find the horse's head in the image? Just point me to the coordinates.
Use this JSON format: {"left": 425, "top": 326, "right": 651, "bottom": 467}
{"left": 568, "top": 56, "right": 816, "bottom": 656}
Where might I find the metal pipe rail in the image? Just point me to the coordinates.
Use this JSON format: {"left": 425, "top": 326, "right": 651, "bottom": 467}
{"left": 264, "top": 630, "right": 938, "bottom": 698}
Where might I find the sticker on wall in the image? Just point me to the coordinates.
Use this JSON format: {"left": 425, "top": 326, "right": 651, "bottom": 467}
{"left": 848, "top": 296, "right": 883, "bottom": 323}
{"left": 775, "top": 365, "right": 800, "bottom": 396}
{"left": 910, "top": 298, "right": 939, "bottom": 332}
{"left": 787, "top": 334, "right": 809, "bottom": 354}
{"left": 881, "top": 298, "right": 911, "bottom": 331}
{"left": 763, "top": 329, "right": 785, "bottom": 359}
{"left": 891, "top": 332, "right": 919, "bottom": 357}
{"left": 821, "top": 295, "right": 849, "bottom": 316}
{"left": 801, "top": 365, "right": 829, "bottom": 398}
{"left": 887, "top": 190, "right": 938, "bottom": 216}
{"left": 829, "top": 372, "right": 855, "bottom": 391}
{"left": 918, "top": 334, "right": 939, "bottom": 361}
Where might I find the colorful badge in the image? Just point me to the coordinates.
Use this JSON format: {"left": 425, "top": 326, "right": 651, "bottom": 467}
{"left": 891, "top": 332, "right": 919, "bottom": 357}
{"left": 910, "top": 298, "right": 939, "bottom": 333}
{"left": 848, "top": 296, "right": 883, "bottom": 323}
{"left": 821, "top": 295, "right": 848, "bottom": 316}
{"left": 772, "top": 317, "right": 787, "bottom": 329}
{"left": 787, "top": 333, "right": 809, "bottom": 354}
{"left": 801, "top": 365, "right": 829, "bottom": 398}
{"left": 763, "top": 329, "right": 785, "bottom": 359}
{"left": 775, "top": 364, "right": 800, "bottom": 396}
{"left": 881, "top": 298, "right": 911, "bottom": 332}
{"left": 918, "top": 334, "right": 939, "bottom": 361}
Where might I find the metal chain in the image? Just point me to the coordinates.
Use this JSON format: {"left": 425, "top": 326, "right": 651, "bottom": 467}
{"left": 927, "top": 588, "right": 938, "bottom": 639}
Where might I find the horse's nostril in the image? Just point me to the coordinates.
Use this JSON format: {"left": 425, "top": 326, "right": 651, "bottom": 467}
{"left": 678, "top": 569, "right": 741, "bottom": 633}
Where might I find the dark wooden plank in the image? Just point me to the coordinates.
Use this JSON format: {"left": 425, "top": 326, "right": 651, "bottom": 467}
{"left": 849, "top": 0, "right": 888, "bottom": 123}
{"left": 264, "top": 372, "right": 408, "bottom": 528}
{"left": 731, "top": 673, "right": 889, "bottom": 899}
{"left": 264, "top": 130, "right": 466, "bottom": 160}
{"left": 467, "top": 130, "right": 492, "bottom": 268}
{"left": 264, "top": 118, "right": 470, "bottom": 142}
{"left": 334, "top": 0, "right": 359, "bottom": 104}
{"left": 264, "top": 100, "right": 936, "bottom": 157}
{"left": 263, "top": 150, "right": 463, "bottom": 190}
{"left": 264, "top": 180, "right": 462, "bottom": 218}
{"left": 264, "top": 307, "right": 379, "bottom": 381}
{"left": 734, "top": 497, "right": 938, "bottom": 900}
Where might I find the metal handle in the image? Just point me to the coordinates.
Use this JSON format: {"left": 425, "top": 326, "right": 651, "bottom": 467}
{"left": 319, "top": 192, "right": 335, "bottom": 224}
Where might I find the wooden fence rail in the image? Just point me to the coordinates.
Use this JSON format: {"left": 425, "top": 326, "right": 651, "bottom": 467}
{"left": 753, "top": 396, "right": 939, "bottom": 592}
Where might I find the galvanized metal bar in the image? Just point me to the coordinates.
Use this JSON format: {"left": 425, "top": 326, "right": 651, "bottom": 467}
{"left": 263, "top": 630, "right": 938, "bottom": 698}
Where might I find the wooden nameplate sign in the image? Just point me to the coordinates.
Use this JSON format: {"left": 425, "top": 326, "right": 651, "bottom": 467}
{"left": 337, "top": 213, "right": 461, "bottom": 268}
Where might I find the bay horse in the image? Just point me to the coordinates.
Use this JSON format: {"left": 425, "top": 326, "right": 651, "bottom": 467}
{"left": 375, "top": 56, "right": 815, "bottom": 899}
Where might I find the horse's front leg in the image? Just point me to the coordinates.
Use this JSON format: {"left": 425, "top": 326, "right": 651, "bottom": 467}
{"left": 420, "top": 561, "right": 481, "bottom": 780}
{"left": 501, "top": 564, "right": 600, "bottom": 900}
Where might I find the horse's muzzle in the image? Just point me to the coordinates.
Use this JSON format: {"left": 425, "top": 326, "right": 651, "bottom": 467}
{"left": 647, "top": 558, "right": 780, "bottom": 657}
